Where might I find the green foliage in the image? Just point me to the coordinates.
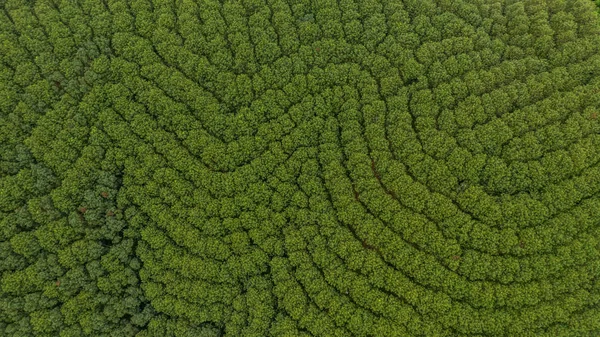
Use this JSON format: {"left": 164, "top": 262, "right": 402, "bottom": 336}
{"left": 2, "top": 0, "right": 600, "bottom": 336}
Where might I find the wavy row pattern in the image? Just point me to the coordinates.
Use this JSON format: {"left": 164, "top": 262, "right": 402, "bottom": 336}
{"left": 1, "top": 0, "right": 600, "bottom": 336}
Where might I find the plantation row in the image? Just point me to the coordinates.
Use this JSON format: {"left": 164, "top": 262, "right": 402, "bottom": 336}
{"left": 2, "top": 0, "right": 600, "bottom": 336}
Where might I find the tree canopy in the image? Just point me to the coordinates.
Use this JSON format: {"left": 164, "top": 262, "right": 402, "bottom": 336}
{"left": 2, "top": 0, "right": 600, "bottom": 336}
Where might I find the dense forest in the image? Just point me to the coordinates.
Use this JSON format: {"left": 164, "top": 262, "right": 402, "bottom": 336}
{"left": 1, "top": 0, "right": 600, "bottom": 336}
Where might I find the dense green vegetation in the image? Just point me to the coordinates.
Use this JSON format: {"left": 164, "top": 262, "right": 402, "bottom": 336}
{"left": 2, "top": 0, "right": 600, "bottom": 336}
